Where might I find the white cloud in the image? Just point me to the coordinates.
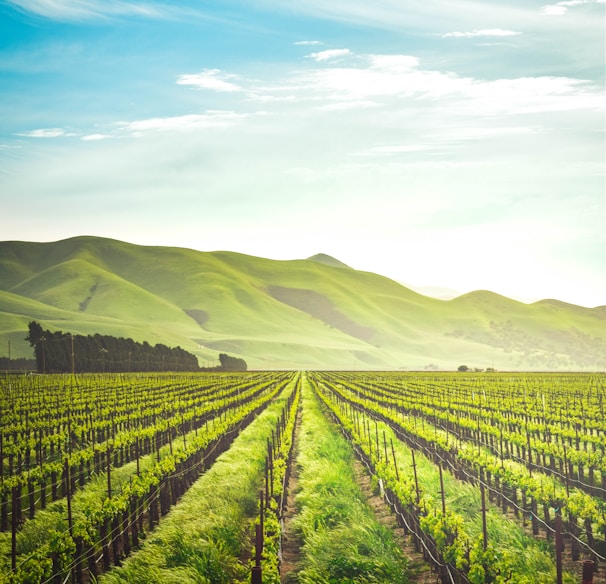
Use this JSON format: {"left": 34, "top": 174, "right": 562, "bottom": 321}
{"left": 541, "top": 4, "right": 568, "bottom": 14}
{"left": 294, "top": 54, "right": 603, "bottom": 115}
{"left": 541, "top": 0, "right": 604, "bottom": 15}
{"left": 46, "top": 111, "right": 250, "bottom": 141}
{"left": 294, "top": 40, "right": 323, "bottom": 46}
{"left": 81, "top": 133, "right": 110, "bottom": 141}
{"left": 177, "top": 69, "right": 243, "bottom": 92}
{"left": 116, "top": 111, "right": 247, "bottom": 136}
{"left": 307, "top": 48, "right": 352, "bottom": 62}
{"left": 442, "top": 29, "right": 522, "bottom": 38}
{"left": 16, "top": 128, "right": 68, "bottom": 138}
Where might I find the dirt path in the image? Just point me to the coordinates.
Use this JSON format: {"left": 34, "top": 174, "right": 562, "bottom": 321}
{"left": 353, "top": 459, "right": 438, "bottom": 584}
{"left": 280, "top": 410, "right": 302, "bottom": 584}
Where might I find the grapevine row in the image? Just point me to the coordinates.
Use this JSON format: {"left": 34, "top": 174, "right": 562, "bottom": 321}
{"left": 312, "top": 375, "right": 572, "bottom": 583}
{"left": 1, "top": 374, "right": 293, "bottom": 583}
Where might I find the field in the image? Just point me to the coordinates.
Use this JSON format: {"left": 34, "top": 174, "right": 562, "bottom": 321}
{"left": 0, "top": 371, "right": 604, "bottom": 583}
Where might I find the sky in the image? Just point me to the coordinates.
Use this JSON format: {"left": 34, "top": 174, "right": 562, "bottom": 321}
{"left": 0, "top": 0, "right": 604, "bottom": 307}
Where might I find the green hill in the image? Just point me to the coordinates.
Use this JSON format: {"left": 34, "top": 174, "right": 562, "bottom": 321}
{"left": 0, "top": 236, "right": 603, "bottom": 371}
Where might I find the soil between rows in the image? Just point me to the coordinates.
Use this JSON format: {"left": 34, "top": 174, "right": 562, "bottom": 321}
{"left": 352, "top": 459, "right": 437, "bottom": 584}
{"left": 279, "top": 409, "right": 302, "bottom": 583}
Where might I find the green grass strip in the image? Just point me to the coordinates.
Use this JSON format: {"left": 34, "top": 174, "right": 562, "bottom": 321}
{"left": 99, "top": 374, "right": 299, "bottom": 584}
{"left": 288, "top": 373, "right": 408, "bottom": 584}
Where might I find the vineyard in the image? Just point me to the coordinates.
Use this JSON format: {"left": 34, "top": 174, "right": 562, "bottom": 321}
{"left": 0, "top": 371, "right": 604, "bottom": 583}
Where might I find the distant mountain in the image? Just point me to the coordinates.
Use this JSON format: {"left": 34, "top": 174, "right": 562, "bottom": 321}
{"left": 0, "top": 236, "right": 604, "bottom": 371}
{"left": 306, "top": 253, "right": 352, "bottom": 270}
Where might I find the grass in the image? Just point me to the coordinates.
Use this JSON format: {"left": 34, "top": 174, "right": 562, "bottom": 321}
{"left": 288, "top": 374, "right": 408, "bottom": 583}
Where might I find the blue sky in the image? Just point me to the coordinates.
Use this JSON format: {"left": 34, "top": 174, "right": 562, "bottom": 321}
{"left": 0, "top": 0, "right": 604, "bottom": 306}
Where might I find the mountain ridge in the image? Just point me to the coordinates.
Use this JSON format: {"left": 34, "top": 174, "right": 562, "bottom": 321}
{"left": 306, "top": 253, "right": 352, "bottom": 270}
{"left": 0, "top": 236, "right": 603, "bottom": 371}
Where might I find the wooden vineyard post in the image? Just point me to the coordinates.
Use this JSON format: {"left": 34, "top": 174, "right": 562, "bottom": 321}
{"left": 267, "top": 439, "right": 274, "bottom": 501}
{"left": 555, "top": 511, "right": 563, "bottom": 584}
{"left": 411, "top": 448, "right": 420, "bottom": 504}
{"left": 74, "top": 536, "right": 84, "bottom": 584}
{"left": 156, "top": 431, "right": 161, "bottom": 462}
{"left": 101, "top": 521, "right": 110, "bottom": 571}
{"left": 439, "top": 464, "right": 446, "bottom": 516}
{"left": 65, "top": 459, "right": 73, "bottom": 539}
{"left": 11, "top": 485, "right": 17, "bottom": 572}
{"left": 531, "top": 498, "right": 539, "bottom": 536}
{"left": 252, "top": 490, "right": 263, "bottom": 584}
{"left": 259, "top": 490, "right": 264, "bottom": 549}
{"left": 563, "top": 445, "right": 570, "bottom": 497}
{"left": 526, "top": 430, "right": 533, "bottom": 477}
{"left": 264, "top": 455, "right": 269, "bottom": 507}
{"left": 582, "top": 560, "right": 595, "bottom": 584}
{"left": 107, "top": 447, "right": 112, "bottom": 499}
{"left": 252, "top": 524, "right": 263, "bottom": 584}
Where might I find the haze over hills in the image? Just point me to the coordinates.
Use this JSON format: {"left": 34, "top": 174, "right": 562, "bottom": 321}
{"left": 0, "top": 236, "right": 604, "bottom": 371}
{"left": 400, "top": 283, "right": 462, "bottom": 301}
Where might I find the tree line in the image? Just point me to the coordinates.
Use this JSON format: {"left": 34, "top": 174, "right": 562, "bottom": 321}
{"left": 0, "top": 356, "right": 36, "bottom": 371}
{"left": 25, "top": 321, "right": 247, "bottom": 373}
{"left": 218, "top": 353, "right": 248, "bottom": 371}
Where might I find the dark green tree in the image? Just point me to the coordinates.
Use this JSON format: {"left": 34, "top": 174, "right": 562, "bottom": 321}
{"left": 219, "top": 353, "right": 248, "bottom": 371}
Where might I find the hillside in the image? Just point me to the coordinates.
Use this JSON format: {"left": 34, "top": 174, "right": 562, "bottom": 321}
{"left": 0, "top": 236, "right": 604, "bottom": 370}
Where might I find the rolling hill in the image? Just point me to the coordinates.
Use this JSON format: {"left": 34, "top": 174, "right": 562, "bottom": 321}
{"left": 0, "top": 236, "right": 604, "bottom": 371}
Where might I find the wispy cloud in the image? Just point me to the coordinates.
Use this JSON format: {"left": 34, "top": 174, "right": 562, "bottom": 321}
{"left": 541, "top": 0, "right": 604, "bottom": 15}
{"left": 442, "top": 29, "right": 522, "bottom": 38}
{"left": 6, "top": 0, "right": 169, "bottom": 20}
{"left": 176, "top": 69, "right": 243, "bottom": 92}
{"left": 73, "top": 111, "right": 250, "bottom": 141}
{"left": 307, "top": 49, "right": 352, "bottom": 62}
{"left": 116, "top": 111, "right": 248, "bottom": 137}
{"left": 16, "top": 128, "right": 71, "bottom": 138}
{"left": 168, "top": 50, "right": 604, "bottom": 124}
{"left": 292, "top": 53, "right": 603, "bottom": 115}
{"left": 294, "top": 40, "right": 323, "bottom": 46}
{"left": 81, "top": 133, "right": 110, "bottom": 141}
